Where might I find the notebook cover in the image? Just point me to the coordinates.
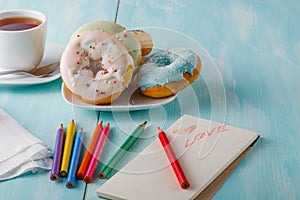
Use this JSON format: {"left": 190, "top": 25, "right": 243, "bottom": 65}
{"left": 97, "top": 115, "right": 259, "bottom": 200}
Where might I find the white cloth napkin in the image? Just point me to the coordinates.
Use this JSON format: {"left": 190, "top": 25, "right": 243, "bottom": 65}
{"left": 0, "top": 108, "right": 52, "bottom": 181}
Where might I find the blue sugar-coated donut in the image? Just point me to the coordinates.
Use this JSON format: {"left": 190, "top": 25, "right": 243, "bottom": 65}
{"left": 137, "top": 48, "right": 198, "bottom": 91}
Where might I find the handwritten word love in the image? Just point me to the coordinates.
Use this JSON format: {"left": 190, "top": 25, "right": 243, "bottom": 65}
{"left": 172, "top": 125, "right": 197, "bottom": 135}
{"left": 172, "top": 124, "right": 229, "bottom": 149}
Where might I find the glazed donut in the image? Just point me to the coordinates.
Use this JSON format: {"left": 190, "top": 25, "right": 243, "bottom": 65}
{"left": 128, "top": 30, "right": 153, "bottom": 56}
{"left": 137, "top": 48, "right": 201, "bottom": 98}
{"left": 71, "top": 21, "right": 143, "bottom": 67}
{"left": 60, "top": 30, "right": 134, "bottom": 104}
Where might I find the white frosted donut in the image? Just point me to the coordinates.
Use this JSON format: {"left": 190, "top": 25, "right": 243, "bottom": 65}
{"left": 71, "top": 21, "right": 143, "bottom": 67}
{"left": 60, "top": 30, "right": 134, "bottom": 104}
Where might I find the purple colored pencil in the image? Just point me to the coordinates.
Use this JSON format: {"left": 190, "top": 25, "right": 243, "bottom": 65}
{"left": 50, "top": 124, "right": 64, "bottom": 181}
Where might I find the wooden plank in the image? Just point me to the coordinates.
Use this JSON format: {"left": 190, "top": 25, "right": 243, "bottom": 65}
{"left": 1, "top": 0, "right": 300, "bottom": 199}
{"left": 88, "top": 0, "right": 300, "bottom": 199}
{"left": 0, "top": 0, "right": 118, "bottom": 199}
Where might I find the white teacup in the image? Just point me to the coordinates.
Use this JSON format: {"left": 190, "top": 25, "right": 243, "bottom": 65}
{"left": 0, "top": 9, "right": 47, "bottom": 71}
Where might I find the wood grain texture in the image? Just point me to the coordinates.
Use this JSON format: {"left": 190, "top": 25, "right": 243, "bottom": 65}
{"left": 1, "top": 0, "right": 300, "bottom": 199}
{"left": 115, "top": 0, "right": 300, "bottom": 199}
{"left": 0, "top": 0, "right": 118, "bottom": 199}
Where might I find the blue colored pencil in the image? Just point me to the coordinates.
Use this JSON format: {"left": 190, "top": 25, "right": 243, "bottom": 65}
{"left": 66, "top": 128, "right": 84, "bottom": 188}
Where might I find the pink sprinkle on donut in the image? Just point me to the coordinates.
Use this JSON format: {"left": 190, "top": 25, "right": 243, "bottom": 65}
{"left": 123, "top": 33, "right": 127, "bottom": 38}
{"left": 60, "top": 30, "right": 134, "bottom": 104}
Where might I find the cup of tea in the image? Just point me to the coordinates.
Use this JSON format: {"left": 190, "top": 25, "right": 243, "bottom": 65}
{"left": 0, "top": 9, "right": 47, "bottom": 71}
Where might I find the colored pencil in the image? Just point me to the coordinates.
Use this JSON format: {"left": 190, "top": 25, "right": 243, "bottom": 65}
{"left": 98, "top": 121, "right": 147, "bottom": 179}
{"left": 60, "top": 119, "right": 76, "bottom": 177}
{"left": 77, "top": 121, "right": 103, "bottom": 180}
{"left": 66, "top": 128, "right": 84, "bottom": 188}
{"left": 50, "top": 124, "right": 64, "bottom": 181}
{"left": 158, "top": 127, "right": 190, "bottom": 189}
{"left": 84, "top": 123, "right": 110, "bottom": 183}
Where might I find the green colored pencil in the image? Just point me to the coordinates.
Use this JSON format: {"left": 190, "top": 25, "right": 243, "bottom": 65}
{"left": 98, "top": 121, "right": 147, "bottom": 179}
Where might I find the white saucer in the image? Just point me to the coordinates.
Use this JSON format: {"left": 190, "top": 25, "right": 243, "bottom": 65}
{"left": 61, "top": 75, "right": 177, "bottom": 111}
{"left": 0, "top": 43, "right": 65, "bottom": 86}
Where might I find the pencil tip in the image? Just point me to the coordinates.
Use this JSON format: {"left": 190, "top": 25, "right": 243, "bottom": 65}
{"left": 98, "top": 121, "right": 103, "bottom": 127}
{"left": 60, "top": 123, "right": 63, "bottom": 127}
{"left": 140, "top": 121, "right": 147, "bottom": 128}
{"left": 158, "top": 127, "right": 164, "bottom": 133}
{"left": 107, "top": 123, "right": 110, "bottom": 128}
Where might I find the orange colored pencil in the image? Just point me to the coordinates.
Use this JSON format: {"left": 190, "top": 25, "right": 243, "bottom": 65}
{"left": 84, "top": 123, "right": 110, "bottom": 183}
{"left": 76, "top": 121, "right": 103, "bottom": 179}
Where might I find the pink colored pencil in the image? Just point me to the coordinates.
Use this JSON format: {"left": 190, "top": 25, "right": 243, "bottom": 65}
{"left": 84, "top": 123, "right": 111, "bottom": 183}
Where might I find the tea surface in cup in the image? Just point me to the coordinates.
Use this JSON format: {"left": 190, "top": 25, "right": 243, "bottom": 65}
{"left": 0, "top": 17, "right": 42, "bottom": 31}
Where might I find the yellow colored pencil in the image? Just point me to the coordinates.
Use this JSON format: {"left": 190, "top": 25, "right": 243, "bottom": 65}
{"left": 60, "top": 119, "right": 76, "bottom": 177}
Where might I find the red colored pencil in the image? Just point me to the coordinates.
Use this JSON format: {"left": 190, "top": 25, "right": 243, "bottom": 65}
{"left": 158, "top": 127, "right": 190, "bottom": 189}
{"left": 76, "top": 121, "right": 103, "bottom": 179}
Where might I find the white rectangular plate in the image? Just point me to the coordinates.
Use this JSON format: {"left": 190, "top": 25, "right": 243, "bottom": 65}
{"left": 61, "top": 75, "right": 176, "bottom": 111}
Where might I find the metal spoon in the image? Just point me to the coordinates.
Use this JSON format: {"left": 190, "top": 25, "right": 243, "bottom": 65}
{"left": 0, "top": 62, "right": 60, "bottom": 78}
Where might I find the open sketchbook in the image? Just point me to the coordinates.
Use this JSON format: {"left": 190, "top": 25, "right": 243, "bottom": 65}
{"left": 97, "top": 115, "right": 259, "bottom": 200}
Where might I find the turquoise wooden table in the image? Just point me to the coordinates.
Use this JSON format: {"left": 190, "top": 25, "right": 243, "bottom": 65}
{"left": 1, "top": 0, "right": 299, "bottom": 199}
